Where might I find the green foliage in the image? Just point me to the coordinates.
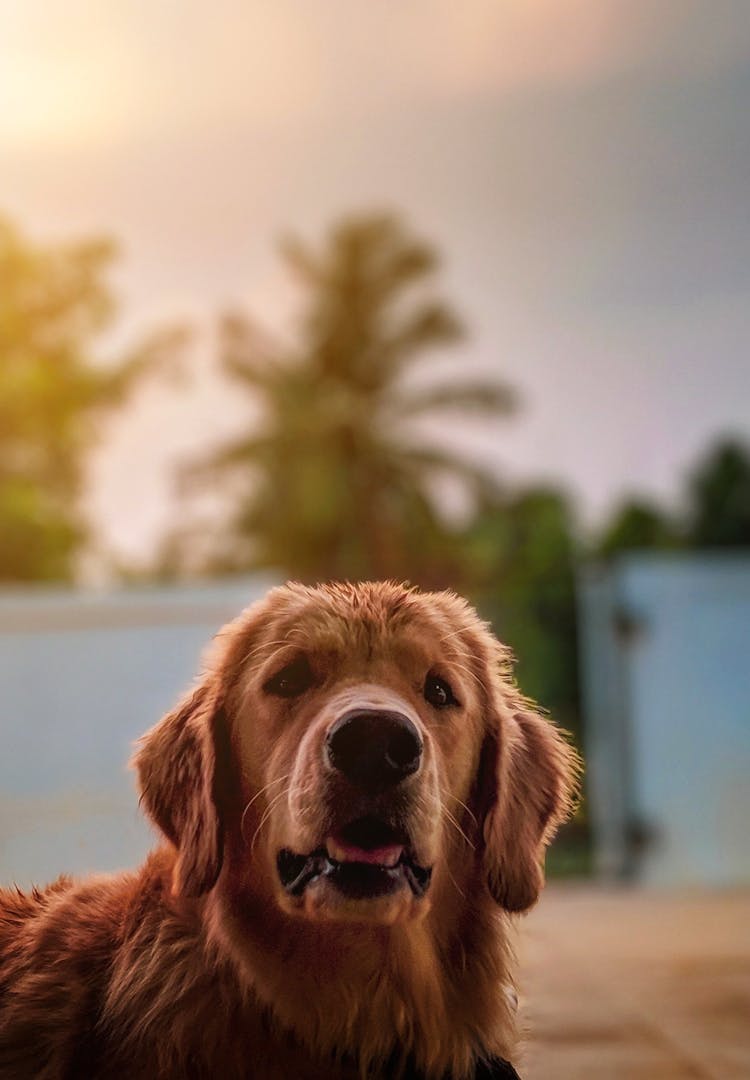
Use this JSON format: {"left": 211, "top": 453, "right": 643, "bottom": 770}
{"left": 596, "top": 437, "right": 750, "bottom": 559}
{"left": 0, "top": 216, "right": 185, "bottom": 582}
{"left": 686, "top": 437, "right": 750, "bottom": 547}
{"left": 464, "top": 487, "right": 581, "bottom": 733}
{"left": 172, "top": 213, "right": 515, "bottom": 585}
{"left": 597, "top": 499, "right": 680, "bottom": 557}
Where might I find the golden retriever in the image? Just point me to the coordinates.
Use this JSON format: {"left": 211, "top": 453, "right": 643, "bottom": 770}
{"left": 0, "top": 582, "right": 579, "bottom": 1079}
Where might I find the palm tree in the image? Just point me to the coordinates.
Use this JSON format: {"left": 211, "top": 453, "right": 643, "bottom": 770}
{"left": 177, "top": 213, "right": 516, "bottom": 585}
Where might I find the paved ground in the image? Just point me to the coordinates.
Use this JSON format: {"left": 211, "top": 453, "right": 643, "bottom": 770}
{"left": 517, "top": 886, "right": 750, "bottom": 1080}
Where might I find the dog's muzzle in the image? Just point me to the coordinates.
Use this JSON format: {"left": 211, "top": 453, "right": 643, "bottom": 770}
{"left": 277, "top": 816, "right": 432, "bottom": 900}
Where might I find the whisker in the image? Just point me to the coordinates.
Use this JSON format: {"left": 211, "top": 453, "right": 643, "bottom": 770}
{"left": 448, "top": 660, "right": 483, "bottom": 691}
{"left": 240, "top": 639, "right": 292, "bottom": 664}
{"left": 250, "top": 787, "right": 290, "bottom": 855}
{"left": 445, "top": 793, "right": 479, "bottom": 828}
{"left": 445, "top": 865, "right": 467, "bottom": 901}
{"left": 445, "top": 647, "right": 479, "bottom": 666}
{"left": 442, "top": 806, "right": 476, "bottom": 852}
{"left": 240, "top": 774, "right": 292, "bottom": 841}
{"left": 283, "top": 778, "right": 317, "bottom": 816}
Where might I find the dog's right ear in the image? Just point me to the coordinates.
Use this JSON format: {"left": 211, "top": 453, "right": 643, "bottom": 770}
{"left": 133, "top": 682, "right": 224, "bottom": 898}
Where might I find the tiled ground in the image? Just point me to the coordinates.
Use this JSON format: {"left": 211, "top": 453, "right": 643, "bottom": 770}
{"left": 518, "top": 886, "right": 750, "bottom": 1080}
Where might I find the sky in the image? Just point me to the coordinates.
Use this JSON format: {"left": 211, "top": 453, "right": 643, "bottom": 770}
{"left": 2, "top": 0, "right": 750, "bottom": 565}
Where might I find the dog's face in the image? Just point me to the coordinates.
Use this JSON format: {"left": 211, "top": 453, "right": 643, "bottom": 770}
{"left": 236, "top": 588, "right": 490, "bottom": 925}
{"left": 135, "top": 582, "right": 579, "bottom": 927}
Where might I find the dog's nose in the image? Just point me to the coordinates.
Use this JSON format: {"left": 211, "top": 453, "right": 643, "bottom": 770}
{"left": 325, "top": 710, "right": 423, "bottom": 792}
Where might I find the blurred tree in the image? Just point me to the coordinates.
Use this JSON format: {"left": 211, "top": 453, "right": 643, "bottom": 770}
{"left": 685, "top": 437, "right": 750, "bottom": 547}
{"left": 174, "top": 213, "right": 516, "bottom": 585}
{"left": 0, "top": 216, "right": 184, "bottom": 581}
{"left": 597, "top": 498, "right": 680, "bottom": 557}
{"left": 464, "top": 487, "right": 580, "bottom": 732}
{"left": 595, "top": 438, "right": 750, "bottom": 560}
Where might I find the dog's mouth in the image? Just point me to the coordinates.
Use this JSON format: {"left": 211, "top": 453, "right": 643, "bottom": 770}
{"left": 277, "top": 816, "right": 432, "bottom": 901}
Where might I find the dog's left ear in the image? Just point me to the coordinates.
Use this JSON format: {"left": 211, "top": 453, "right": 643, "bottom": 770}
{"left": 478, "top": 692, "right": 581, "bottom": 914}
{"left": 134, "top": 682, "right": 225, "bottom": 898}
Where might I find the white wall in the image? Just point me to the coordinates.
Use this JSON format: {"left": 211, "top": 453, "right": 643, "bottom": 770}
{"left": 0, "top": 577, "right": 275, "bottom": 888}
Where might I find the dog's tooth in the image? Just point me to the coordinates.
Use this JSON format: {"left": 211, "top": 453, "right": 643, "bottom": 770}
{"left": 325, "top": 838, "right": 349, "bottom": 863}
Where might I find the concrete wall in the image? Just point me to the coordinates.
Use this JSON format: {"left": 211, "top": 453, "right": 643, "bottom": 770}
{"left": 579, "top": 555, "right": 750, "bottom": 886}
{"left": 0, "top": 577, "right": 275, "bottom": 888}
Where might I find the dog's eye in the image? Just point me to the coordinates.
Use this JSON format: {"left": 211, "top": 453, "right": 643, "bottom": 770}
{"left": 423, "top": 674, "right": 458, "bottom": 708}
{"left": 263, "top": 656, "right": 314, "bottom": 698}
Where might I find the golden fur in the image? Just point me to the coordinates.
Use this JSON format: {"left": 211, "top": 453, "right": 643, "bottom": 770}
{"left": 0, "top": 582, "right": 580, "bottom": 1078}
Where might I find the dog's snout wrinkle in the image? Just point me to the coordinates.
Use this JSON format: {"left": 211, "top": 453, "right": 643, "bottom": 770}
{"left": 325, "top": 709, "right": 423, "bottom": 793}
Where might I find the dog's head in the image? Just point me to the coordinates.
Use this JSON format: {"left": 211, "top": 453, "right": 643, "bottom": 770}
{"left": 135, "top": 582, "right": 580, "bottom": 925}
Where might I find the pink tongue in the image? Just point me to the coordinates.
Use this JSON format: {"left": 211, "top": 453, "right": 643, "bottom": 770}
{"left": 328, "top": 840, "right": 403, "bottom": 866}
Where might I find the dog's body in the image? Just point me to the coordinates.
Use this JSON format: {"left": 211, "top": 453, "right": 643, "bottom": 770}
{"left": 0, "top": 583, "right": 578, "bottom": 1079}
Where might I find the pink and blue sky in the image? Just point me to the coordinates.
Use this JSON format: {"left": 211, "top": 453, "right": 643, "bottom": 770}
{"left": 2, "top": 0, "right": 749, "bottom": 562}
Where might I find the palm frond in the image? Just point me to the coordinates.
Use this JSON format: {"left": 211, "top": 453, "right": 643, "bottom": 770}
{"left": 397, "top": 444, "right": 501, "bottom": 496}
{"left": 390, "top": 380, "right": 518, "bottom": 419}
{"left": 95, "top": 324, "right": 191, "bottom": 407}
{"left": 376, "top": 305, "right": 464, "bottom": 376}
{"left": 279, "top": 235, "right": 325, "bottom": 288}
{"left": 219, "top": 311, "right": 284, "bottom": 387}
{"left": 177, "top": 434, "right": 276, "bottom": 493}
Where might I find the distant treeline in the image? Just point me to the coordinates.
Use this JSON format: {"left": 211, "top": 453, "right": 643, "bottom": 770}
{"left": 2, "top": 211, "right": 749, "bottom": 743}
